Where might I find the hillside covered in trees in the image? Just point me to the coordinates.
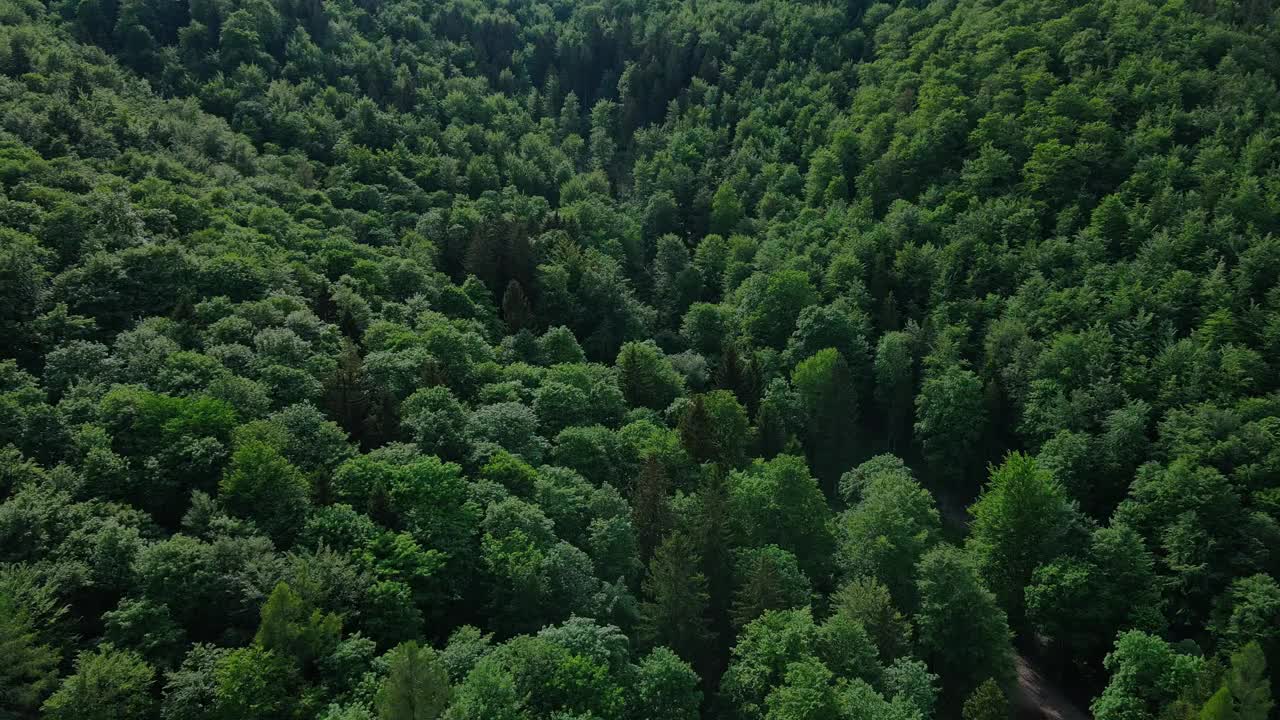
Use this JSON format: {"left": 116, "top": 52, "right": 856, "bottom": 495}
{"left": 1, "top": 0, "right": 1279, "bottom": 717}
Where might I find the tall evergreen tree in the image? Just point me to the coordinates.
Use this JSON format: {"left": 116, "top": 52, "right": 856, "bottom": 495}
{"left": 377, "top": 641, "right": 452, "bottom": 720}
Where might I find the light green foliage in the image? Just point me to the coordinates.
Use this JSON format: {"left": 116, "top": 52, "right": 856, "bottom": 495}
{"left": 967, "top": 452, "right": 1080, "bottom": 626}
{"left": 631, "top": 647, "right": 702, "bottom": 720}
{"left": 836, "top": 456, "right": 940, "bottom": 607}
{"left": 1225, "top": 642, "right": 1273, "bottom": 720}
{"left": 42, "top": 645, "right": 155, "bottom": 720}
{"left": 377, "top": 641, "right": 452, "bottom": 720}
{"left": 1091, "top": 631, "right": 1205, "bottom": 720}
{"left": 617, "top": 341, "right": 685, "bottom": 412}
{"left": 255, "top": 581, "right": 342, "bottom": 668}
{"left": 962, "top": 679, "right": 1008, "bottom": 720}
{"left": 728, "top": 455, "right": 834, "bottom": 577}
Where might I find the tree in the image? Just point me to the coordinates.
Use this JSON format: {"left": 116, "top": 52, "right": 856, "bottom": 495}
{"left": 1092, "top": 631, "right": 1205, "bottom": 720}
{"left": 830, "top": 576, "right": 912, "bottom": 662}
{"left": 617, "top": 341, "right": 685, "bottom": 411}
{"left": 915, "top": 545, "right": 1014, "bottom": 706}
{"left": 962, "top": 679, "right": 1009, "bottom": 720}
{"left": 728, "top": 455, "right": 835, "bottom": 579}
{"left": 377, "top": 642, "right": 452, "bottom": 720}
{"left": 720, "top": 609, "right": 823, "bottom": 720}
{"left": 874, "top": 331, "right": 916, "bottom": 452}
{"left": 632, "top": 456, "right": 673, "bottom": 566}
{"left": 763, "top": 657, "right": 838, "bottom": 720}
{"left": 791, "top": 348, "right": 860, "bottom": 490}
{"left": 631, "top": 647, "right": 701, "bottom": 720}
{"left": 1198, "top": 686, "right": 1232, "bottom": 720}
{"left": 836, "top": 458, "right": 940, "bottom": 608}
{"left": 914, "top": 362, "right": 986, "bottom": 486}
{"left": 42, "top": 646, "right": 155, "bottom": 720}
{"left": 0, "top": 591, "right": 59, "bottom": 716}
{"left": 212, "top": 645, "right": 295, "bottom": 720}
{"left": 255, "top": 582, "right": 342, "bottom": 669}
{"left": 1225, "top": 642, "right": 1273, "bottom": 720}
{"left": 731, "top": 545, "right": 813, "bottom": 629}
{"left": 745, "top": 271, "right": 819, "bottom": 350}
{"left": 679, "top": 390, "right": 750, "bottom": 466}
{"left": 640, "top": 532, "right": 714, "bottom": 673}
{"left": 883, "top": 658, "right": 938, "bottom": 720}
{"left": 1026, "top": 523, "right": 1164, "bottom": 666}
{"left": 711, "top": 183, "right": 744, "bottom": 236}
{"left": 219, "top": 440, "right": 310, "bottom": 544}
{"left": 501, "top": 281, "right": 533, "bottom": 332}
{"left": 967, "top": 452, "right": 1080, "bottom": 627}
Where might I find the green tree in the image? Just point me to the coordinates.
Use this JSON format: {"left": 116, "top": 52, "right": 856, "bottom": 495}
{"left": 967, "top": 452, "right": 1080, "bottom": 627}
{"left": 640, "top": 532, "right": 714, "bottom": 672}
{"left": 0, "top": 591, "right": 59, "bottom": 717}
{"left": 962, "top": 679, "right": 1009, "bottom": 720}
{"left": 212, "top": 645, "right": 295, "bottom": 720}
{"left": 763, "top": 657, "right": 838, "bottom": 720}
{"left": 377, "top": 641, "right": 452, "bottom": 720}
{"left": 1226, "top": 642, "right": 1273, "bottom": 720}
{"left": 631, "top": 647, "right": 701, "bottom": 720}
{"left": 874, "top": 330, "right": 916, "bottom": 453}
{"left": 836, "top": 457, "right": 940, "bottom": 607}
{"left": 711, "top": 183, "right": 744, "bottom": 237}
{"left": 219, "top": 440, "right": 310, "bottom": 544}
{"left": 255, "top": 581, "right": 342, "bottom": 669}
{"left": 745, "top": 271, "right": 819, "bottom": 350}
{"left": 730, "top": 545, "right": 813, "bottom": 629}
{"left": 617, "top": 341, "right": 685, "bottom": 411}
{"left": 914, "top": 362, "right": 986, "bottom": 486}
{"left": 915, "top": 545, "right": 1014, "bottom": 706}
{"left": 829, "top": 576, "right": 912, "bottom": 662}
{"left": 42, "top": 646, "right": 155, "bottom": 720}
{"left": 1198, "top": 686, "right": 1232, "bottom": 720}
{"left": 791, "top": 348, "right": 860, "bottom": 490}
{"left": 728, "top": 455, "right": 835, "bottom": 579}
{"left": 1092, "top": 631, "right": 1205, "bottom": 720}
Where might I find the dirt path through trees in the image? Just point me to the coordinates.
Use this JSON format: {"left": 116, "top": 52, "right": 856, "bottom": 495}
{"left": 1013, "top": 654, "right": 1091, "bottom": 720}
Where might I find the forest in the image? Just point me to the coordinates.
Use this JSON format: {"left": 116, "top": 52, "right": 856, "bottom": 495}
{"left": 0, "top": 0, "right": 1278, "bottom": 717}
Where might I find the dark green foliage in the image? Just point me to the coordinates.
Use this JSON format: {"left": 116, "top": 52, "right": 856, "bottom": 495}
{"left": 0, "top": 591, "right": 60, "bottom": 717}
{"left": 915, "top": 545, "right": 1014, "bottom": 708}
{"left": 219, "top": 440, "right": 311, "bottom": 544}
{"left": 640, "top": 531, "right": 714, "bottom": 672}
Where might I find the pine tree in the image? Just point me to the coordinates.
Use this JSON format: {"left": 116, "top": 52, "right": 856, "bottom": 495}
{"left": 501, "top": 280, "right": 533, "bottom": 332}
{"left": 632, "top": 456, "right": 673, "bottom": 566}
{"left": 1227, "top": 642, "right": 1273, "bottom": 720}
{"left": 679, "top": 394, "right": 716, "bottom": 463}
{"left": 694, "top": 466, "right": 736, "bottom": 682}
{"left": 255, "top": 582, "right": 342, "bottom": 669}
{"left": 376, "top": 641, "right": 452, "bottom": 720}
{"left": 963, "top": 678, "right": 1010, "bottom": 720}
{"left": 1198, "top": 686, "right": 1232, "bottom": 720}
{"left": 640, "top": 532, "right": 714, "bottom": 674}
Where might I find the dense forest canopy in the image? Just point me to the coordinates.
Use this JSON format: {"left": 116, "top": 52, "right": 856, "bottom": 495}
{"left": 1, "top": 0, "right": 1279, "bottom": 718}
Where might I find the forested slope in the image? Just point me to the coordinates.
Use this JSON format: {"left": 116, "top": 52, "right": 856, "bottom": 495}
{"left": 0, "top": 0, "right": 1278, "bottom": 718}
